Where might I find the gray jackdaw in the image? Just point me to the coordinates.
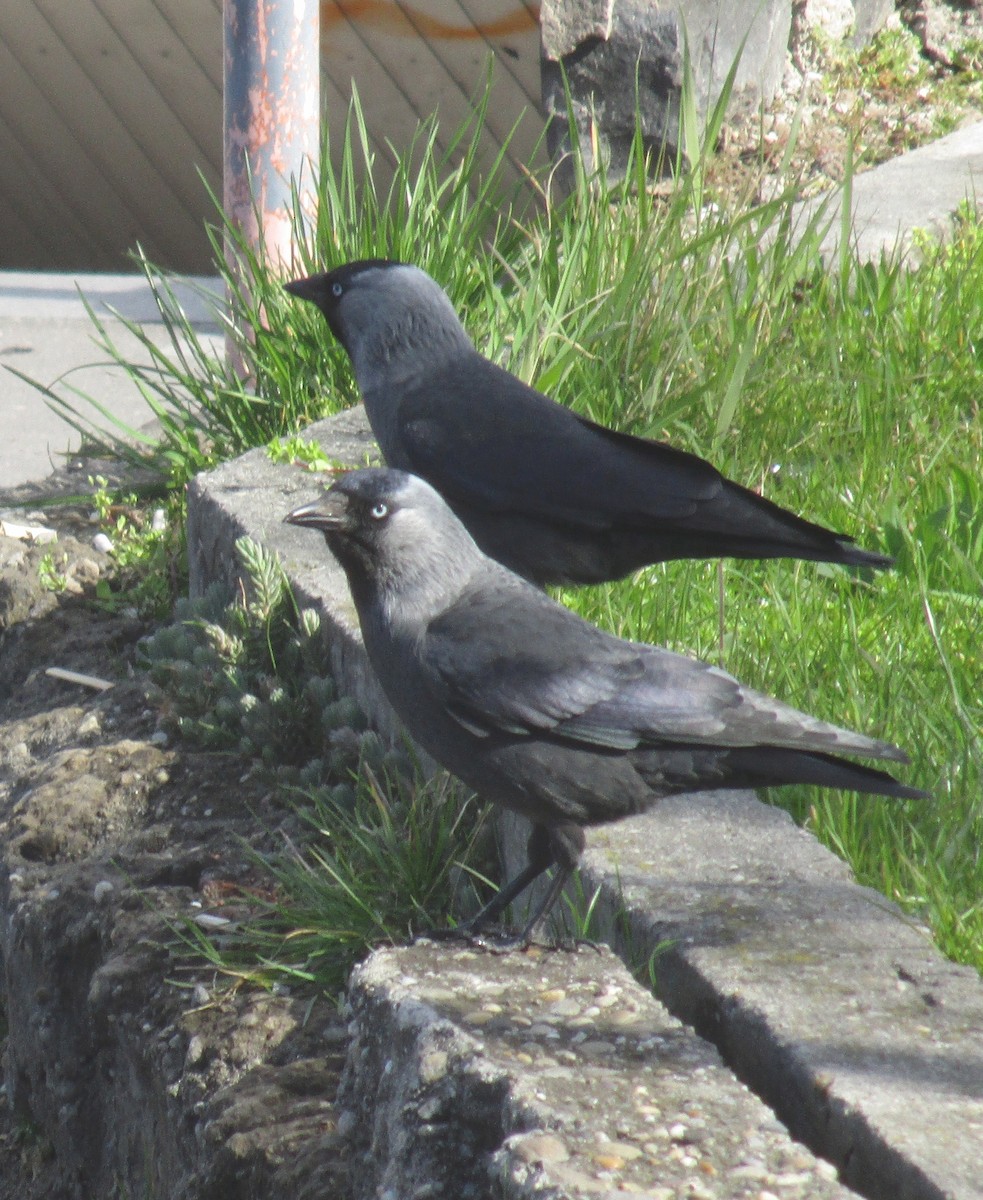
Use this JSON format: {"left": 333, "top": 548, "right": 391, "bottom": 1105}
{"left": 284, "top": 261, "right": 892, "bottom": 586}
{"left": 285, "top": 468, "right": 924, "bottom": 943}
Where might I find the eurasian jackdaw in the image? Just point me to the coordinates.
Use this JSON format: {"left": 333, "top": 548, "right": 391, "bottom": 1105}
{"left": 285, "top": 468, "right": 923, "bottom": 943}
{"left": 284, "top": 261, "right": 891, "bottom": 586}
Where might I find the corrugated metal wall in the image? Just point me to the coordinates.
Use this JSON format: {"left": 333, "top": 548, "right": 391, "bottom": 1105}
{"left": 0, "top": 1, "right": 544, "bottom": 274}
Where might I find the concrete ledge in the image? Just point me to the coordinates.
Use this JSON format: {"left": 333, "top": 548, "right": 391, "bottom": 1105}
{"left": 187, "top": 407, "right": 983, "bottom": 1200}
{"left": 342, "top": 940, "right": 850, "bottom": 1199}
{"left": 531, "top": 801, "right": 983, "bottom": 1200}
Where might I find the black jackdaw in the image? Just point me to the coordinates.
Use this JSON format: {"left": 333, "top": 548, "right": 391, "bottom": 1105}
{"left": 285, "top": 468, "right": 924, "bottom": 943}
{"left": 284, "top": 261, "right": 892, "bottom": 586}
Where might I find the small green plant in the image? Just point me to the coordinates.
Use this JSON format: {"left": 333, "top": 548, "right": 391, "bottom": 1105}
{"left": 266, "top": 435, "right": 334, "bottom": 471}
{"left": 87, "top": 475, "right": 185, "bottom": 616}
{"left": 953, "top": 36, "right": 983, "bottom": 72}
{"left": 173, "top": 765, "right": 491, "bottom": 994}
{"left": 37, "top": 551, "right": 69, "bottom": 593}
{"left": 140, "top": 536, "right": 407, "bottom": 791}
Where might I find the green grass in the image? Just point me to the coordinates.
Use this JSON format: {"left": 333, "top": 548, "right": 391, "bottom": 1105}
{"left": 35, "top": 75, "right": 983, "bottom": 978}
{"left": 556, "top": 215, "right": 983, "bottom": 968}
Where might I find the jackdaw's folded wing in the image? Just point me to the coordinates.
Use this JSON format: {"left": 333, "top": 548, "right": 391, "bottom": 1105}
{"left": 397, "top": 358, "right": 720, "bottom": 528}
{"left": 425, "top": 585, "right": 909, "bottom": 764}
{"left": 424, "top": 585, "right": 751, "bottom": 750}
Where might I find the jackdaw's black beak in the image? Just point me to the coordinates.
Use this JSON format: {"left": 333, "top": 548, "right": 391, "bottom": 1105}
{"left": 284, "top": 492, "right": 348, "bottom": 532}
{"left": 283, "top": 276, "right": 319, "bottom": 302}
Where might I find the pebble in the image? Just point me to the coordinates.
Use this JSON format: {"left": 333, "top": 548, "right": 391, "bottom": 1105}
{"left": 538, "top": 988, "right": 566, "bottom": 1003}
{"left": 416, "top": 1097, "right": 442, "bottom": 1121}
{"left": 72, "top": 557, "right": 102, "bottom": 581}
{"left": 599, "top": 1141, "right": 643, "bottom": 1161}
{"left": 549, "top": 998, "right": 584, "bottom": 1017}
{"left": 550, "top": 1162, "right": 614, "bottom": 1192}
{"left": 576, "top": 1039, "right": 617, "bottom": 1057}
{"left": 92, "top": 532, "right": 113, "bottom": 554}
{"left": 729, "top": 1162, "right": 768, "bottom": 1180}
{"left": 77, "top": 712, "right": 101, "bottom": 737}
{"left": 193, "top": 913, "right": 232, "bottom": 930}
{"left": 592, "top": 1137, "right": 648, "bottom": 1166}
{"left": 417, "top": 1049, "right": 448, "bottom": 1083}
{"left": 773, "top": 1172, "right": 814, "bottom": 1186}
{"left": 184, "top": 1035, "right": 206, "bottom": 1067}
{"left": 463, "top": 1009, "right": 499, "bottom": 1026}
{"left": 93, "top": 880, "right": 114, "bottom": 903}
{"left": 526, "top": 1023, "right": 560, "bottom": 1039}
{"left": 8, "top": 742, "right": 30, "bottom": 766}
{"left": 595, "top": 988, "right": 622, "bottom": 1008}
{"left": 590, "top": 1152, "right": 626, "bottom": 1170}
{"left": 511, "top": 1132, "right": 570, "bottom": 1164}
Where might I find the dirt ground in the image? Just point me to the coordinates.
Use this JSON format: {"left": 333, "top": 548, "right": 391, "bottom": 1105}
{"left": 0, "top": 489, "right": 352, "bottom": 1197}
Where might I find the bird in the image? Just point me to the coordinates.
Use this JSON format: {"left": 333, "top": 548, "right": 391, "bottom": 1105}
{"left": 284, "top": 468, "right": 924, "bottom": 944}
{"left": 284, "top": 260, "right": 892, "bottom": 586}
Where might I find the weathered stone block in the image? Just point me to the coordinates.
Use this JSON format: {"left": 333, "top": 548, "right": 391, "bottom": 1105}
{"left": 541, "top": 0, "right": 793, "bottom": 176}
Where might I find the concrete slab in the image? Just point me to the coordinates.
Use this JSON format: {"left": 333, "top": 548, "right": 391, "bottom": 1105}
{"left": 807, "top": 119, "right": 983, "bottom": 262}
{"left": 0, "top": 272, "right": 222, "bottom": 492}
{"left": 186, "top": 406, "right": 983, "bottom": 1200}
{"left": 508, "top": 799, "right": 983, "bottom": 1200}
{"left": 343, "top": 941, "right": 852, "bottom": 1199}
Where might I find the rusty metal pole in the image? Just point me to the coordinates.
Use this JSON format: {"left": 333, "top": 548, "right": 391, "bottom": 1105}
{"left": 223, "top": 0, "right": 319, "bottom": 364}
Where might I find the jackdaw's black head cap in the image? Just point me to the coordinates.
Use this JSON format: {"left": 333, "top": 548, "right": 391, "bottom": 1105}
{"left": 284, "top": 467, "right": 483, "bottom": 600}
{"left": 284, "top": 260, "right": 403, "bottom": 339}
{"left": 283, "top": 261, "right": 472, "bottom": 372}
{"left": 283, "top": 466, "right": 412, "bottom": 534}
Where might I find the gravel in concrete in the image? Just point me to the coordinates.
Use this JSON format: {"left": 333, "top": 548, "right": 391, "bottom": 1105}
{"left": 503, "top": 798, "right": 983, "bottom": 1200}
{"left": 342, "top": 940, "right": 854, "bottom": 1200}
